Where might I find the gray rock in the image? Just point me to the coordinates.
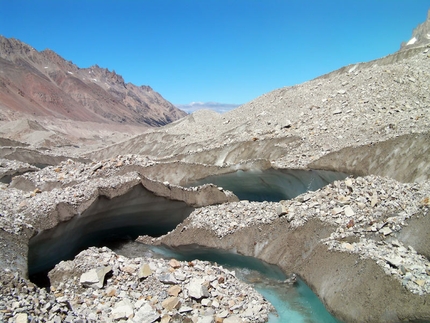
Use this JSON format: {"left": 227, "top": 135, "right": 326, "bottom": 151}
{"left": 158, "top": 272, "right": 178, "bottom": 284}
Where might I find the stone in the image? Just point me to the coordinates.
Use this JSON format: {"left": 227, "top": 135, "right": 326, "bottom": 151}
{"left": 385, "top": 256, "right": 403, "bottom": 268}
{"left": 283, "top": 120, "right": 292, "bottom": 128}
{"left": 276, "top": 204, "right": 288, "bottom": 216}
{"left": 341, "top": 242, "right": 354, "bottom": 251}
{"left": 201, "top": 298, "right": 211, "bottom": 306}
{"left": 187, "top": 278, "right": 210, "bottom": 299}
{"left": 174, "top": 270, "right": 186, "bottom": 281}
{"left": 160, "top": 315, "right": 171, "bottom": 323}
{"left": 159, "top": 273, "right": 178, "bottom": 284}
{"left": 14, "top": 313, "right": 28, "bottom": 323}
{"left": 162, "top": 297, "right": 180, "bottom": 311}
{"left": 332, "top": 207, "right": 343, "bottom": 215}
{"left": 112, "top": 299, "right": 134, "bottom": 320}
{"left": 391, "top": 239, "right": 401, "bottom": 247}
{"left": 168, "top": 285, "right": 181, "bottom": 297}
{"left": 169, "top": 259, "right": 181, "bottom": 268}
{"left": 79, "top": 266, "right": 111, "bottom": 289}
{"left": 179, "top": 306, "right": 193, "bottom": 313}
{"left": 105, "top": 286, "right": 117, "bottom": 297}
{"left": 122, "top": 265, "right": 137, "bottom": 274}
{"left": 380, "top": 227, "right": 393, "bottom": 236}
{"left": 243, "top": 304, "right": 262, "bottom": 317}
{"left": 344, "top": 205, "right": 355, "bottom": 217}
{"left": 346, "top": 219, "right": 355, "bottom": 228}
{"left": 138, "top": 263, "right": 152, "bottom": 279}
{"left": 345, "top": 178, "right": 353, "bottom": 188}
{"left": 197, "top": 316, "right": 214, "bottom": 323}
{"left": 370, "top": 192, "right": 378, "bottom": 207}
{"left": 415, "top": 279, "right": 426, "bottom": 287}
{"left": 133, "top": 302, "right": 159, "bottom": 323}
{"left": 223, "top": 315, "right": 243, "bottom": 323}
{"left": 217, "top": 310, "right": 229, "bottom": 318}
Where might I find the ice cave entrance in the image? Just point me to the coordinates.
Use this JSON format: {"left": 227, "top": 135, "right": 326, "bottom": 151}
{"left": 28, "top": 168, "right": 348, "bottom": 322}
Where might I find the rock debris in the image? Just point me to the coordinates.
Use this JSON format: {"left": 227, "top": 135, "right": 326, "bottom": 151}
{"left": 0, "top": 247, "right": 273, "bottom": 323}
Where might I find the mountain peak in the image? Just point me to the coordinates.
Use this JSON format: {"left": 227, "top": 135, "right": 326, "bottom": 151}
{"left": 0, "top": 35, "right": 36, "bottom": 59}
{"left": 401, "top": 9, "right": 430, "bottom": 49}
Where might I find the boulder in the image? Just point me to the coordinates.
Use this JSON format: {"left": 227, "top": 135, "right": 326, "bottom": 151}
{"left": 79, "top": 266, "right": 111, "bottom": 289}
{"left": 187, "top": 278, "right": 210, "bottom": 299}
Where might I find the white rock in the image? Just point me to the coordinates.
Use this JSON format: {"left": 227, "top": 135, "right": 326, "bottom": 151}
{"left": 344, "top": 206, "right": 355, "bottom": 217}
{"left": 112, "top": 299, "right": 134, "bottom": 320}
{"left": 187, "top": 278, "right": 210, "bottom": 299}
{"left": 380, "top": 227, "right": 393, "bottom": 236}
{"left": 197, "top": 315, "right": 215, "bottom": 323}
{"left": 79, "top": 266, "right": 111, "bottom": 289}
{"left": 14, "top": 313, "right": 28, "bottom": 323}
{"left": 133, "top": 302, "right": 159, "bottom": 323}
{"left": 223, "top": 315, "right": 243, "bottom": 323}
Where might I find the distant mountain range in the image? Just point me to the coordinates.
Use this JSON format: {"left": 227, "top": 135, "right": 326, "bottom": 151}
{"left": 175, "top": 102, "right": 241, "bottom": 114}
{"left": 0, "top": 36, "right": 186, "bottom": 127}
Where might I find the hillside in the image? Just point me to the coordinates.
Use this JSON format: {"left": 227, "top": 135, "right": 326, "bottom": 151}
{"left": 0, "top": 36, "right": 186, "bottom": 127}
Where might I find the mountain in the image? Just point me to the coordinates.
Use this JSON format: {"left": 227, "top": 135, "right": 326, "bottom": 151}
{"left": 401, "top": 9, "right": 430, "bottom": 49}
{"left": 88, "top": 11, "right": 430, "bottom": 181}
{"left": 0, "top": 36, "right": 186, "bottom": 127}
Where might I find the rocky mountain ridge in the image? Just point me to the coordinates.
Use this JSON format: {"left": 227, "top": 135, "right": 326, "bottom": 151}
{"left": 401, "top": 9, "right": 430, "bottom": 49}
{"left": 0, "top": 36, "right": 186, "bottom": 126}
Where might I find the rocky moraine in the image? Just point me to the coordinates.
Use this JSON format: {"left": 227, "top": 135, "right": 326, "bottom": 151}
{"left": 1, "top": 11, "right": 430, "bottom": 323}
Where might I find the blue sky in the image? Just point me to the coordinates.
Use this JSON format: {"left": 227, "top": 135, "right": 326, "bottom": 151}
{"left": 1, "top": 1, "right": 429, "bottom": 105}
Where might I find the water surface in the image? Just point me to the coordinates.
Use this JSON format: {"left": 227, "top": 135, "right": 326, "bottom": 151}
{"left": 188, "top": 168, "right": 348, "bottom": 202}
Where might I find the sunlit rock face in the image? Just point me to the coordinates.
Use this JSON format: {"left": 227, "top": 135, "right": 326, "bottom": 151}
{"left": 188, "top": 168, "right": 348, "bottom": 202}
{"left": 28, "top": 185, "right": 194, "bottom": 276}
